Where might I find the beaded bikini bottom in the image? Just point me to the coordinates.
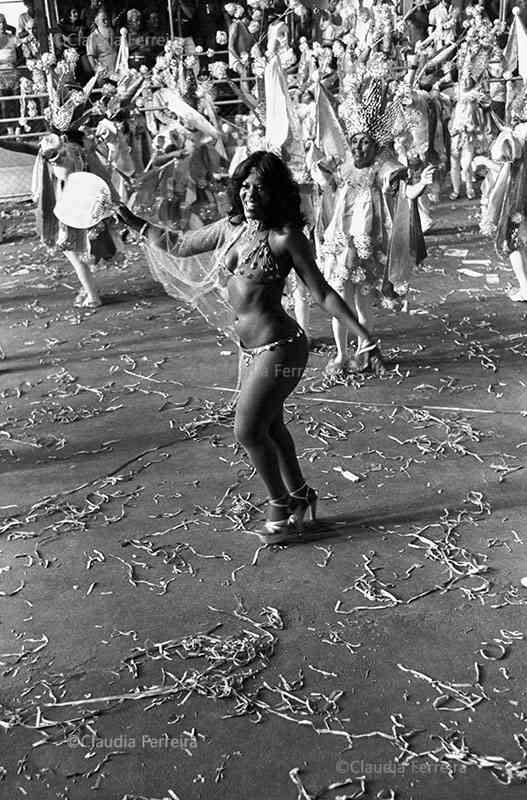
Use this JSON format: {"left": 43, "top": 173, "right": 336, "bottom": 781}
{"left": 240, "top": 327, "right": 305, "bottom": 367}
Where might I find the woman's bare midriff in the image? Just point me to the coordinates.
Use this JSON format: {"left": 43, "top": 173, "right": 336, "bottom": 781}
{"left": 227, "top": 274, "right": 300, "bottom": 349}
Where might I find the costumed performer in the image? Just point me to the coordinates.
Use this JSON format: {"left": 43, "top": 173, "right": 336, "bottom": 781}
{"left": 321, "top": 74, "right": 434, "bottom": 375}
{"left": 478, "top": 88, "right": 527, "bottom": 302}
{"left": 2, "top": 52, "right": 124, "bottom": 308}
{"left": 117, "top": 151, "right": 384, "bottom": 545}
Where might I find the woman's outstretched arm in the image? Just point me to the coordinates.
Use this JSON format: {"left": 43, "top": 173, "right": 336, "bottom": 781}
{"left": 116, "top": 204, "right": 230, "bottom": 256}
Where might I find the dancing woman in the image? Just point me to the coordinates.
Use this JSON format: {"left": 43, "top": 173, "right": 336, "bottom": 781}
{"left": 118, "top": 151, "right": 383, "bottom": 544}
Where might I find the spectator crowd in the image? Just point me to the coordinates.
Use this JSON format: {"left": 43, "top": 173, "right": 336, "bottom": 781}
{"left": 3, "top": 0, "right": 527, "bottom": 340}
{"left": 1, "top": 0, "right": 524, "bottom": 89}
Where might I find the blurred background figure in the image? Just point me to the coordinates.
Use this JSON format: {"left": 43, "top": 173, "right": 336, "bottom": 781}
{"left": 86, "top": 6, "right": 116, "bottom": 79}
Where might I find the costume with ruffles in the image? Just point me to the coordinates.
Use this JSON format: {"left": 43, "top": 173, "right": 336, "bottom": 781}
{"left": 449, "top": 87, "right": 490, "bottom": 157}
{"left": 479, "top": 124, "right": 527, "bottom": 254}
{"left": 32, "top": 136, "right": 123, "bottom": 264}
{"left": 321, "top": 149, "right": 426, "bottom": 299}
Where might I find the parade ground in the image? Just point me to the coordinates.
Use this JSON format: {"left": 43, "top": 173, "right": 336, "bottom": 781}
{"left": 1, "top": 195, "right": 527, "bottom": 800}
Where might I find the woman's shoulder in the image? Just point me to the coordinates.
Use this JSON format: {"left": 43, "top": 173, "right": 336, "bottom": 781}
{"left": 269, "top": 224, "right": 307, "bottom": 251}
{"left": 273, "top": 222, "right": 305, "bottom": 234}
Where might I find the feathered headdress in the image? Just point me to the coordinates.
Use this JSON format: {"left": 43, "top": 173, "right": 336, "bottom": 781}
{"left": 26, "top": 50, "right": 97, "bottom": 133}
{"left": 457, "top": 6, "right": 501, "bottom": 81}
{"left": 338, "top": 74, "right": 400, "bottom": 148}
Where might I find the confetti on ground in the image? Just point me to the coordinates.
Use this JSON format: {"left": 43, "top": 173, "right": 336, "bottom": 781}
{"left": 2, "top": 199, "right": 527, "bottom": 797}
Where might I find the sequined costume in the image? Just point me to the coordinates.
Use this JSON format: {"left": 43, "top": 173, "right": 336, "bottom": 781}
{"left": 145, "top": 217, "right": 298, "bottom": 341}
{"left": 321, "top": 150, "right": 426, "bottom": 299}
{"left": 479, "top": 123, "right": 527, "bottom": 254}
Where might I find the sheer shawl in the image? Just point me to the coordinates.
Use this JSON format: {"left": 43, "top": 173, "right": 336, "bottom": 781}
{"left": 144, "top": 217, "right": 244, "bottom": 341}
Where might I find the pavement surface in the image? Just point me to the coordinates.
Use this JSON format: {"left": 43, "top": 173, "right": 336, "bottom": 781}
{"left": 0, "top": 145, "right": 34, "bottom": 201}
{"left": 1, "top": 196, "right": 527, "bottom": 800}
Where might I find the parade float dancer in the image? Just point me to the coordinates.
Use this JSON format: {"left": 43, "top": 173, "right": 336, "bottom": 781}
{"left": 225, "top": 16, "right": 317, "bottom": 342}
{"left": 132, "top": 38, "right": 227, "bottom": 228}
{"left": 321, "top": 71, "right": 434, "bottom": 374}
{"left": 25, "top": 52, "right": 126, "bottom": 308}
{"left": 478, "top": 88, "right": 527, "bottom": 302}
{"left": 448, "top": 6, "right": 503, "bottom": 200}
{"left": 115, "top": 151, "right": 383, "bottom": 545}
{"left": 394, "top": 53, "right": 451, "bottom": 228}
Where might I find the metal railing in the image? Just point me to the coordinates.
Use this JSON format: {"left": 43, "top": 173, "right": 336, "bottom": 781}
{"left": 0, "top": 42, "right": 258, "bottom": 141}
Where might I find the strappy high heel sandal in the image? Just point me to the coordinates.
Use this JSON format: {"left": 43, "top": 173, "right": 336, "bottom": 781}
{"left": 74, "top": 290, "right": 102, "bottom": 309}
{"left": 289, "top": 483, "right": 318, "bottom": 530}
{"left": 325, "top": 357, "right": 350, "bottom": 377}
{"left": 74, "top": 288, "right": 87, "bottom": 306}
{"left": 350, "top": 341, "right": 386, "bottom": 375}
{"left": 256, "top": 495, "right": 299, "bottom": 545}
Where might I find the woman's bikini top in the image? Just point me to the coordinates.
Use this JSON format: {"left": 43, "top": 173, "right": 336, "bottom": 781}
{"left": 159, "top": 218, "right": 288, "bottom": 290}
{"left": 221, "top": 222, "right": 287, "bottom": 285}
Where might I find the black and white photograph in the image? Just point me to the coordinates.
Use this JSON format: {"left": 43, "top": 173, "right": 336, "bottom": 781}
{"left": 1, "top": 0, "right": 527, "bottom": 797}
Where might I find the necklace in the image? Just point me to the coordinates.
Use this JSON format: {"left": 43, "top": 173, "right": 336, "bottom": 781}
{"left": 237, "top": 220, "right": 270, "bottom": 272}
{"left": 245, "top": 219, "right": 266, "bottom": 235}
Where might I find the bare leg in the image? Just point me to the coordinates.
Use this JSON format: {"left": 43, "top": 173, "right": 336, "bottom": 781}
{"left": 268, "top": 410, "right": 304, "bottom": 492}
{"left": 450, "top": 143, "right": 461, "bottom": 199}
{"left": 229, "top": 347, "right": 243, "bottom": 411}
{"left": 234, "top": 336, "right": 308, "bottom": 520}
{"left": 330, "top": 316, "right": 349, "bottom": 366}
{"left": 509, "top": 249, "right": 527, "bottom": 301}
{"left": 64, "top": 250, "right": 101, "bottom": 306}
{"left": 269, "top": 409, "right": 318, "bottom": 527}
{"left": 328, "top": 283, "right": 354, "bottom": 371}
{"left": 461, "top": 143, "right": 475, "bottom": 199}
{"left": 353, "top": 285, "right": 373, "bottom": 349}
{"left": 349, "top": 285, "right": 376, "bottom": 371}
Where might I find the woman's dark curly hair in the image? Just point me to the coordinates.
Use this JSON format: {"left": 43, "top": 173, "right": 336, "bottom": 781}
{"left": 228, "top": 150, "right": 305, "bottom": 230}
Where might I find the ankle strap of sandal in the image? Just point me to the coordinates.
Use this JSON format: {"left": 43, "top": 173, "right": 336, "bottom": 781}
{"left": 268, "top": 493, "right": 290, "bottom": 507}
{"left": 290, "top": 482, "right": 308, "bottom": 498}
{"left": 356, "top": 340, "right": 378, "bottom": 357}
